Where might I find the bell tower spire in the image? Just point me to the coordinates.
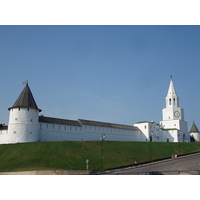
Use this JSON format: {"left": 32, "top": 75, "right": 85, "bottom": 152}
{"left": 166, "top": 76, "right": 179, "bottom": 108}
{"left": 162, "top": 76, "right": 182, "bottom": 121}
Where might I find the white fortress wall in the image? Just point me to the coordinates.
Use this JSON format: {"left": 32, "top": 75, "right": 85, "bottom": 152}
{"left": 0, "top": 129, "right": 8, "bottom": 144}
{"left": 39, "top": 122, "right": 143, "bottom": 142}
{"left": 40, "top": 122, "right": 83, "bottom": 141}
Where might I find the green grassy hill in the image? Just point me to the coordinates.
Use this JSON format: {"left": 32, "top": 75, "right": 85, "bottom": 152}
{"left": 0, "top": 141, "right": 200, "bottom": 172}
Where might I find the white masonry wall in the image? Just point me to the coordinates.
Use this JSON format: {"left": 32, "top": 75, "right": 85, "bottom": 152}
{"left": 0, "top": 129, "right": 8, "bottom": 144}
{"left": 134, "top": 122, "right": 150, "bottom": 141}
{"left": 39, "top": 123, "right": 83, "bottom": 141}
{"left": 40, "top": 123, "right": 143, "bottom": 142}
{"left": 7, "top": 108, "right": 40, "bottom": 143}
{"left": 190, "top": 132, "right": 200, "bottom": 142}
{"left": 81, "top": 125, "right": 142, "bottom": 141}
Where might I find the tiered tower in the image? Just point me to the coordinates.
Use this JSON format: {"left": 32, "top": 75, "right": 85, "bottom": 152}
{"left": 160, "top": 76, "right": 189, "bottom": 142}
{"left": 7, "top": 83, "right": 41, "bottom": 143}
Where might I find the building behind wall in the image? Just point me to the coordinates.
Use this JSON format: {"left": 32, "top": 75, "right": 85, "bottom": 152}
{"left": 134, "top": 121, "right": 177, "bottom": 142}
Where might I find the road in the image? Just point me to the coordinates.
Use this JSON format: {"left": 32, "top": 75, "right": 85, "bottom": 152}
{"left": 98, "top": 152, "right": 200, "bottom": 175}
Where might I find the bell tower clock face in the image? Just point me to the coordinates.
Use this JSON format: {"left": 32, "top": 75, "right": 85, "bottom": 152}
{"left": 174, "top": 111, "right": 180, "bottom": 117}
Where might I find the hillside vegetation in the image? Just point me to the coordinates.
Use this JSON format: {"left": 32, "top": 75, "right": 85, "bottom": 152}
{"left": 0, "top": 141, "right": 200, "bottom": 172}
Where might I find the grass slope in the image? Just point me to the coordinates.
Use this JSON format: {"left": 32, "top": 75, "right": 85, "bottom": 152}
{"left": 0, "top": 141, "right": 200, "bottom": 172}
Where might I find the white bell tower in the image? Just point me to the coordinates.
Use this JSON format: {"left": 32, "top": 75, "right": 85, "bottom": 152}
{"left": 160, "top": 76, "right": 189, "bottom": 142}
{"left": 162, "top": 76, "right": 184, "bottom": 121}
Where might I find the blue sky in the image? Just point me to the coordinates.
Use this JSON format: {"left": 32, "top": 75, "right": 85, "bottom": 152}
{"left": 1, "top": 25, "right": 200, "bottom": 130}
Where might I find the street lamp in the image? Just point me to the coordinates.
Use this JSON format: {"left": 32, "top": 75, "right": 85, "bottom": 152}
{"left": 100, "top": 133, "right": 106, "bottom": 171}
{"left": 149, "top": 132, "right": 153, "bottom": 162}
{"left": 86, "top": 159, "right": 89, "bottom": 173}
{"left": 178, "top": 132, "right": 182, "bottom": 156}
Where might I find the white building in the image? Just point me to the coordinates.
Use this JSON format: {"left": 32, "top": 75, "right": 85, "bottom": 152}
{"left": 0, "top": 77, "right": 191, "bottom": 144}
{"left": 134, "top": 121, "right": 174, "bottom": 142}
{"left": 134, "top": 76, "right": 190, "bottom": 142}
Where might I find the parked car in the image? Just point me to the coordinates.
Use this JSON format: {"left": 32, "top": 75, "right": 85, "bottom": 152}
{"left": 145, "top": 171, "right": 163, "bottom": 175}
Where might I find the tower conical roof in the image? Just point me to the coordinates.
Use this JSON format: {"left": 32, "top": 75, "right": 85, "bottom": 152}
{"left": 167, "top": 78, "right": 177, "bottom": 96}
{"left": 190, "top": 122, "right": 199, "bottom": 133}
{"left": 8, "top": 84, "right": 41, "bottom": 112}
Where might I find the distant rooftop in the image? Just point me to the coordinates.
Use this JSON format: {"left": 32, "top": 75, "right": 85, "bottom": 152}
{"left": 135, "top": 121, "right": 149, "bottom": 124}
{"left": 39, "top": 116, "right": 81, "bottom": 127}
{"left": 190, "top": 122, "right": 200, "bottom": 133}
{"left": 135, "top": 121, "right": 159, "bottom": 125}
{"left": 39, "top": 116, "right": 139, "bottom": 131}
{"left": 78, "top": 119, "right": 139, "bottom": 130}
{"left": 162, "top": 128, "right": 178, "bottom": 131}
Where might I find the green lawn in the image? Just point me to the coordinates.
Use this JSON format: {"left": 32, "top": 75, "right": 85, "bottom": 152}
{"left": 0, "top": 141, "right": 200, "bottom": 172}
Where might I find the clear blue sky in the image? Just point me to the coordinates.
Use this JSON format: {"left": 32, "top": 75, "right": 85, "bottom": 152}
{"left": 1, "top": 25, "right": 200, "bottom": 130}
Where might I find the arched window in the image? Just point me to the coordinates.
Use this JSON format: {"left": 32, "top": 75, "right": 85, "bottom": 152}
{"left": 173, "top": 98, "right": 176, "bottom": 105}
{"left": 169, "top": 98, "right": 171, "bottom": 105}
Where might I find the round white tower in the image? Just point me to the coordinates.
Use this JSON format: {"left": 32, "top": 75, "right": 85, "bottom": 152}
{"left": 189, "top": 122, "right": 200, "bottom": 142}
{"left": 7, "top": 83, "right": 42, "bottom": 143}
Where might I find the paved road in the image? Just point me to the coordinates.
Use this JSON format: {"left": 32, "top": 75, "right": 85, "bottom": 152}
{"left": 98, "top": 152, "right": 200, "bottom": 175}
